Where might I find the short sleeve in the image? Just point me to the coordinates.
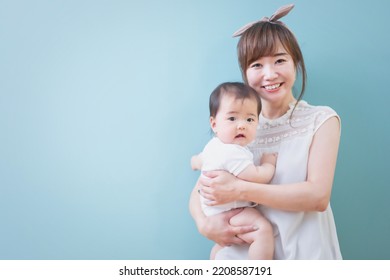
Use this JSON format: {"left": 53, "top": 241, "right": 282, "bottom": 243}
{"left": 201, "top": 137, "right": 254, "bottom": 176}
{"left": 313, "top": 106, "right": 341, "bottom": 134}
{"left": 222, "top": 145, "right": 254, "bottom": 176}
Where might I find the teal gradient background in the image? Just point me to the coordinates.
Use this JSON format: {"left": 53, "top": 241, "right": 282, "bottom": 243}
{"left": 1, "top": 0, "right": 389, "bottom": 259}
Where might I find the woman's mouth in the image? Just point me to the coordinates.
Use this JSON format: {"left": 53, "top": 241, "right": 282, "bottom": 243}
{"left": 263, "top": 83, "right": 282, "bottom": 91}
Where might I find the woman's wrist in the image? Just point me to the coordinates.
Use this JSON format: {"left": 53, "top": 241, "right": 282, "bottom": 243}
{"left": 239, "top": 179, "right": 261, "bottom": 203}
{"left": 234, "top": 175, "right": 248, "bottom": 201}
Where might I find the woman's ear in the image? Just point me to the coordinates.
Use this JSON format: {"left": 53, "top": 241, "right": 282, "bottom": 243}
{"left": 210, "top": 116, "right": 217, "bottom": 134}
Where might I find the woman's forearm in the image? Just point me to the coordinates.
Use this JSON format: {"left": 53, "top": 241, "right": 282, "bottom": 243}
{"left": 240, "top": 180, "right": 330, "bottom": 212}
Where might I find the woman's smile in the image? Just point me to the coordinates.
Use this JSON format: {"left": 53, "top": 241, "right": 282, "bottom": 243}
{"left": 262, "top": 83, "right": 283, "bottom": 92}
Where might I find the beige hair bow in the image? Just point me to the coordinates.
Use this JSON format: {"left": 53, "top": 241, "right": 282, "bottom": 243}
{"left": 232, "top": 4, "right": 295, "bottom": 37}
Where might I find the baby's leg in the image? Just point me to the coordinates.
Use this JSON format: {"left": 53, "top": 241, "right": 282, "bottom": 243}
{"left": 229, "top": 207, "right": 274, "bottom": 260}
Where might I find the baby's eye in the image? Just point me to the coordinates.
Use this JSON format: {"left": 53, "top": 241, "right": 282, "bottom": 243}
{"left": 228, "top": 117, "right": 236, "bottom": 121}
{"left": 247, "top": 118, "right": 256, "bottom": 122}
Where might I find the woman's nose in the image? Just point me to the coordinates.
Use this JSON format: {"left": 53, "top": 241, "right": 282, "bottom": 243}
{"left": 263, "top": 65, "right": 278, "bottom": 80}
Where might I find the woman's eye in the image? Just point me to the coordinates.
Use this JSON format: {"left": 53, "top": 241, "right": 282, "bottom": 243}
{"left": 250, "top": 63, "right": 262, "bottom": 68}
{"left": 276, "top": 59, "right": 286, "bottom": 64}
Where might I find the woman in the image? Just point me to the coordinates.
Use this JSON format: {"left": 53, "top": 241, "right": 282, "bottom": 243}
{"left": 189, "top": 4, "right": 342, "bottom": 259}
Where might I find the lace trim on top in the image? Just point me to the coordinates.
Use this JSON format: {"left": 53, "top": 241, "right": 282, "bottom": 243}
{"left": 250, "top": 101, "right": 335, "bottom": 151}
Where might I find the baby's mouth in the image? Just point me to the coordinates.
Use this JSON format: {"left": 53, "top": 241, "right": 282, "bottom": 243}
{"left": 235, "top": 134, "right": 245, "bottom": 138}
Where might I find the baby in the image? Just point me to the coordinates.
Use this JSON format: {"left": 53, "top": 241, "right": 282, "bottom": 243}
{"left": 191, "top": 82, "right": 276, "bottom": 259}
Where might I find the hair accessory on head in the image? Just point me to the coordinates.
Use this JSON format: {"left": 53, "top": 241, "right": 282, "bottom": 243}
{"left": 232, "top": 4, "right": 295, "bottom": 37}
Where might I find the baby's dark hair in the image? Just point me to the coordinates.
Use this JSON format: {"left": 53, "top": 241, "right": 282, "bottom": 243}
{"left": 209, "top": 82, "right": 261, "bottom": 118}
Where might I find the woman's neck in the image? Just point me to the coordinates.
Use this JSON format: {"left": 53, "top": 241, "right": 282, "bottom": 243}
{"left": 261, "top": 97, "right": 296, "bottom": 119}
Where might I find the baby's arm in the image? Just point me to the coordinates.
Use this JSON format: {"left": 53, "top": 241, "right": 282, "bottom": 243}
{"left": 237, "top": 153, "right": 277, "bottom": 184}
{"left": 191, "top": 154, "right": 203, "bottom": 170}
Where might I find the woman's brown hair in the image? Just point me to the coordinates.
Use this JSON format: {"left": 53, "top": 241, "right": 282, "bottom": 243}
{"left": 237, "top": 21, "right": 307, "bottom": 106}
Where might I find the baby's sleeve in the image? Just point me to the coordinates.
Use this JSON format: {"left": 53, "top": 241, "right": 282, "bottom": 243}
{"left": 223, "top": 145, "right": 254, "bottom": 177}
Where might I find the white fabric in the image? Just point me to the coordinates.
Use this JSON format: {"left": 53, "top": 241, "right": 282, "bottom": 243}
{"left": 215, "top": 100, "right": 342, "bottom": 260}
{"left": 200, "top": 137, "right": 255, "bottom": 216}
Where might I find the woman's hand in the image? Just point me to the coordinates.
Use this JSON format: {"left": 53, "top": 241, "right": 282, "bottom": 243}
{"left": 191, "top": 173, "right": 257, "bottom": 247}
{"left": 200, "top": 170, "right": 240, "bottom": 206}
{"left": 199, "top": 208, "right": 257, "bottom": 247}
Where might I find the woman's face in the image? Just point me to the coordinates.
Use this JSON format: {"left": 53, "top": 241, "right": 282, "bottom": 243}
{"left": 245, "top": 44, "right": 296, "bottom": 105}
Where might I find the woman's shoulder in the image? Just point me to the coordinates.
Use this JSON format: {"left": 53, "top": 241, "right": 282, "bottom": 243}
{"left": 297, "top": 100, "right": 338, "bottom": 116}
{"left": 297, "top": 101, "right": 340, "bottom": 132}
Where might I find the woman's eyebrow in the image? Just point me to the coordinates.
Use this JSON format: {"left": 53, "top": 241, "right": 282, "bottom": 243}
{"left": 273, "top": 52, "right": 288, "bottom": 57}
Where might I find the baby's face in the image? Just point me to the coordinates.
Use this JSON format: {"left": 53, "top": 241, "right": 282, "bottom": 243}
{"left": 210, "top": 95, "right": 258, "bottom": 146}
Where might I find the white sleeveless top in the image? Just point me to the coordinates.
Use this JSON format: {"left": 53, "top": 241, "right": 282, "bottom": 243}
{"left": 215, "top": 100, "right": 342, "bottom": 260}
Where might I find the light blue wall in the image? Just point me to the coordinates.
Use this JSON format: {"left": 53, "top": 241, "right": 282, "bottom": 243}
{"left": 0, "top": 0, "right": 389, "bottom": 259}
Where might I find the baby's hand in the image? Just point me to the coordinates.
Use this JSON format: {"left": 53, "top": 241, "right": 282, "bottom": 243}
{"left": 191, "top": 154, "right": 203, "bottom": 170}
{"left": 260, "top": 153, "right": 278, "bottom": 167}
